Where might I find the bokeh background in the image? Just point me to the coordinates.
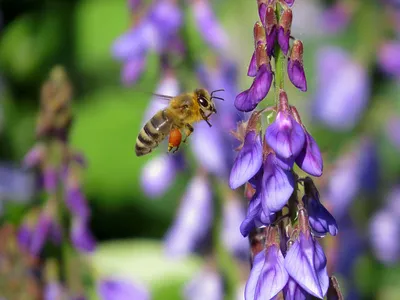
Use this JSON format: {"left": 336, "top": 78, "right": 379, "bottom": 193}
{"left": 0, "top": 0, "right": 400, "bottom": 299}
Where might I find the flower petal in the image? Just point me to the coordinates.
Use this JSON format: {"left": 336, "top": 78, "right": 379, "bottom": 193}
{"left": 230, "top": 131, "right": 263, "bottom": 189}
{"left": 295, "top": 132, "right": 323, "bottom": 177}
{"left": 245, "top": 245, "right": 289, "bottom": 300}
{"left": 247, "top": 51, "right": 257, "bottom": 77}
{"left": 234, "top": 64, "right": 272, "bottom": 112}
{"left": 261, "top": 154, "right": 294, "bottom": 212}
{"left": 265, "top": 112, "right": 306, "bottom": 159}
{"left": 288, "top": 59, "right": 307, "bottom": 92}
{"left": 284, "top": 233, "right": 329, "bottom": 299}
{"left": 283, "top": 277, "right": 311, "bottom": 300}
{"left": 303, "top": 195, "right": 338, "bottom": 236}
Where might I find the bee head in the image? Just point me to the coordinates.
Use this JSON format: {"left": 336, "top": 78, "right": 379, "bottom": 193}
{"left": 195, "top": 88, "right": 218, "bottom": 115}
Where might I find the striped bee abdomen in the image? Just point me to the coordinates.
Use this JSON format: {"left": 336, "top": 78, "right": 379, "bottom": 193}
{"left": 135, "top": 110, "right": 173, "bottom": 156}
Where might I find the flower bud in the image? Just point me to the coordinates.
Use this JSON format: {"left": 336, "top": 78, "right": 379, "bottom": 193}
{"left": 288, "top": 40, "right": 307, "bottom": 91}
{"left": 278, "top": 8, "right": 292, "bottom": 55}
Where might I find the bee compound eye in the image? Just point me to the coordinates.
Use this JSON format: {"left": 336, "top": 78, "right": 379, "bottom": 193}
{"left": 199, "top": 97, "right": 208, "bottom": 107}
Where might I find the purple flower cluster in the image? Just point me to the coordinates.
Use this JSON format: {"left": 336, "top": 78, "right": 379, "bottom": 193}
{"left": 18, "top": 67, "right": 95, "bottom": 256}
{"left": 229, "top": 1, "right": 339, "bottom": 299}
{"left": 235, "top": 2, "right": 306, "bottom": 113}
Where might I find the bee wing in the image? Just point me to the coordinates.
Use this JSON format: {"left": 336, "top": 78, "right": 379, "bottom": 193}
{"left": 151, "top": 93, "right": 175, "bottom": 102}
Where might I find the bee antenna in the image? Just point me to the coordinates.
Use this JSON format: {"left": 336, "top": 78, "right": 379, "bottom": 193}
{"left": 211, "top": 89, "right": 225, "bottom": 97}
{"left": 211, "top": 96, "right": 224, "bottom": 101}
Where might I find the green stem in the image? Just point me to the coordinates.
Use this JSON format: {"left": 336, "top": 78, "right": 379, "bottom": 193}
{"left": 273, "top": 7, "right": 286, "bottom": 107}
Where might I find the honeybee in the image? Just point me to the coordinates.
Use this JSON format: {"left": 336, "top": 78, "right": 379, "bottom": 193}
{"left": 135, "top": 88, "right": 224, "bottom": 156}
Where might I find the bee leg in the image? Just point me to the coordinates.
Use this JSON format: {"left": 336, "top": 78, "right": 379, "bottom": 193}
{"left": 172, "top": 145, "right": 180, "bottom": 153}
{"left": 183, "top": 124, "right": 194, "bottom": 143}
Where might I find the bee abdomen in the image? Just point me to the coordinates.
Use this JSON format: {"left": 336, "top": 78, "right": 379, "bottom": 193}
{"left": 135, "top": 110, "right": 172, "bottom": 156}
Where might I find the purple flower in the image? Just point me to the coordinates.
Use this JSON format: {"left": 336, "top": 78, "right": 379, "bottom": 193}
{"left": 235, "top": 64, "right": 273, "bottom": 112}
{"left": 369, "top": 209, "right": 400, "bottom": 264}
{"left": 295, "top": 131, "right": 323, "bottom": 177}
{"left": 261, "top": 153, "right": 295, "bottom": 212}
{"left": 247, "top": 51, "right": 257, "bottom": 77}
{"left": 312, "top": 47, "right": 369, "bottom": 130}
{"left": 184, "top": 269, "right": 223, "bottom": 300}
{"left": 283, "top": 278, "right": 311, "bottom": 300}
{"left": 230, "top": 131, "right": 263, "bottom": 189}
{"left": 278, "top": 9, "right": 292, "bottom": 55}
{"left": 70, "top": 218, "right": 96, "bottom": 253}
{"left": 379, "top": 41, "right": 400, "bottom": 77}
{"left": 288, "top": 40, "right": 307, "bottom": 92}
{"left": 23, "top": 144, "right": 44, "bottom": 168}
{"left": 265, "top": 105, "right": 306, "bottom": 159}
{"left": 245, "top": 245, "right": 289, "bottom": 300}
{"left": 320, "top": 3, "right": 351, "bottom": 34}
{"left": 140, "top": 154, "right": 182, "bottom": 198}
{"left": 17, "top": 223, "right": 32, "bottom": 250}
{"left": 222, "top": 197, "right": 249, "bottom": 258}
{"left": 44, "top": 282, "right": 66, "bottom": 300}
{"left": 97, "top": 278, "right": 150, "bottom": 300}
{"left": 284, "top": 0, "right": 295, "bottom": 7}
{"left": 164, "top": 175, "right": 212, "bottom": 257}
{"left": 284, "top": 232, "right": 329, "bottom": 299}
{"left": 190, "top": 122, "right": 229, "bottom": 177}
{"left": 43, "top": 167, "right": 58, "bottom": 193}
{"left": 264, "top": 5, "right": 277, "bottom": 56}
{"left": 121, "top": 54, "right": 147, "bottom": 85}
{"left": 191, "top": 0, "right": 228, "bottom": 51}
{"left": 65, "top": 187, "right": 90, "bottom": 219}
{"left": 30, "top": 212, "right": 53, "bottom": 255}
{"left": 303, "top": 195, "right": 338, "bottom": 236}
{"left": 240, "top": 189, "right": 263, "bottom": 237}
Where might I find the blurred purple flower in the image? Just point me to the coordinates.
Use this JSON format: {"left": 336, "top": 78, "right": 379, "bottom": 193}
{"left": 23, "top": 144, "right": 45, "bottom": 168}
{"left": 17, "top": 223, "right": 32, "bottom": 250}
{"left": 245, "top": 245, "right": 289, "bottom": 300}
{"left": 378, "top": 41, "right": 400, "bottom": 77}
{"left": 284, "top": 232, "right": 329, "bottom": 299}
{"left": 0, "top": 164, "right": 35, "bottom": 203}
{"left": 370, "top": 186, "right": 400, "bottom": 264}
{"left": 121, "top": 54, "right": 147, "bottom": 86}
{"left": 97, "top": 278, "right": 150, "bottom": 300}
{"left": 164, "top": 174, "right": 212, "bottom": 257}
{"left": 70, "top": 217, "right": 96, "bottom": 253}
{"left": 369, "top": 209, "right": 400, "bottom": 264}
{"left": 65, "top": 187, "right": 90, "bottom": 219}
{"left": 141, "top": 154, "right": 183, "bottom": 198}
{"left": 221, "top": 197, "right": 249, "bottom": 259}
{"left": 386, "top": 115, "right": 400, "bottom": 150}
{"left": 191, "top": 0, "right": 228, "bottom": 51}
{"left": 312, "top": 47, "right": 370, "bottom": 130}
{"left": 112, "top": 0, "right": 182, "bottom": 85}
{"left": 30, "top": 212, "right": 54, "bottom": 255}
{"left": 184, "top": 268, "right": 223, "bottom": 300}
{"left": 44, "top": 282, "right": 66, "bottom": 300}
{"left": 324, "top": 138, "right": 379, "bottom": 219}
{"left": 43, "top": 167, "right": 58, "bottom": 193}
{"left": 320, "top": 3, "right": 351, "bottom": 34}
{"left": 190, "top": 121, "right": 229, "bottom": 177}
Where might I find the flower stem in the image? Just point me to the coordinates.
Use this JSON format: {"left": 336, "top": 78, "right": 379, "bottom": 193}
{"left": 273, "top": 7, "right": 286, "bottom": 107}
